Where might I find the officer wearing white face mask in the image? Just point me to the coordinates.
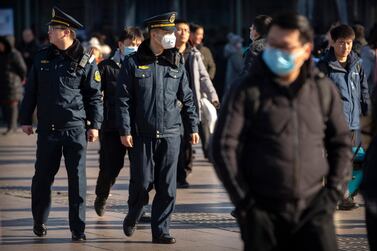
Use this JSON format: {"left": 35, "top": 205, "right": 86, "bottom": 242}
{"left": 94, "top": 27, "right": 144, "bottom": 217}
{"left": 116, "top": 12, "right": 199, "bottom": 244}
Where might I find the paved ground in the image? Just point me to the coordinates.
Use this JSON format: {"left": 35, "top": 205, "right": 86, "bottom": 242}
{"left": 0, "top": 129, "right": 370, "bottom": 250}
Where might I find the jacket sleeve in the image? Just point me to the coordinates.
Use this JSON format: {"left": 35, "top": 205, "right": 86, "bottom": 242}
{"left": 203, "top": 47, "right": 216, "bottom": 80}
{"left": 116, "top": 61, "right": 133, "bottom": 136}
{"left": 98, "top": 61, "right": 106, "bottom": 92}
{"left": 196, "top": 54, "right": 219, "bottom": 103}
{"left": 82, "top": 63, "right": 103, "bottom": 129}
{"left": 211, "top": 83, "right": 248, "bottom": 207}
{"left": 178, "top": 67, "right": 199, "bottom": 134}
{"left": 359, "top": 64, "right": 370, "bottom": 115}
{"left": 19, "top": 64, "right": 38, "bottom": 125}
{"left": 325, "top": 82, "right": 353, "bottom": 193}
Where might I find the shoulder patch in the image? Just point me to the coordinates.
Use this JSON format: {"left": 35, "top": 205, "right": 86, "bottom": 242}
{"left": 138, "top": 65, "right": 150, "bottom": 69}
{"left": 41, "top": 60, "right": 49, "bottom": 64}
{"left": 94, "top": 70, "right": 101, "bottom": 82}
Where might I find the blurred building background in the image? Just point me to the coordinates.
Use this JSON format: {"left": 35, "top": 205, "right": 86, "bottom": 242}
{"left": 1, "top": 0, "right": 376, "bottom": 97}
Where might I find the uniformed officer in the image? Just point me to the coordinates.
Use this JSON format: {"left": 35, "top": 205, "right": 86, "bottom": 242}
{"left": 20, "top": 7, "right": 103, "bottom": 241}
{"left": 94, "top": 27, "right": 144, "bottom": 217}
{"left": 116, "top": 12, "right": 199, "bottom": 244}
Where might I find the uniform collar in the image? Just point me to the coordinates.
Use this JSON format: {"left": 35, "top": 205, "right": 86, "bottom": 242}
{"left": 48, "top": 39, "right": 83, "bottom": 62}
{"left": 136, "top": 39, "right": 180, "bottom": 68}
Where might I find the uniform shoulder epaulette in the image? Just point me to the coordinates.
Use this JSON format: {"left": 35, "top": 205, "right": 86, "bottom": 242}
{"left": 78, "top": 49, "right": 93, "bottom": 68}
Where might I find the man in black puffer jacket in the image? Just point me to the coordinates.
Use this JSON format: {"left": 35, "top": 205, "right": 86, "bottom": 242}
{"left": 212, "top": 13, "right": 352, "bottom": 251}
{"left": 94, "top": 27, "right": 144, "bottom": 216}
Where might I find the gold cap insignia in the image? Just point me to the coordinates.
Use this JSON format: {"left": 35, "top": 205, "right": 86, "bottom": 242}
{"left": 94, "top": 70, "right": 101, "bottom": 82}
{"left": 169, "top": 13, "right": 176, "bottom": 23}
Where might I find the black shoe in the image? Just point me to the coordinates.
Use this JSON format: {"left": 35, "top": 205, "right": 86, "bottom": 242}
{"left": 123, "top": 218, "right": 136, "bottom": 237}
{"left": 177, "top": 181, "right": 190, "bottom": 189}
{"left": 33, "top": 223, "right": 47, "bottom": 237}
{"left": 152, "top": 234, "right": 176, "bottom": 244}
{"left": 94, "top": 197, "right": 106, "bottom": 216}
{"left": 72, "top": 232, "right": 86, "bottom": 241}
{"left": 338, "top": 197, "right": 359, "bottom": 210}
{"left": 230, "top": 209, "right": 237, "bottom": 218}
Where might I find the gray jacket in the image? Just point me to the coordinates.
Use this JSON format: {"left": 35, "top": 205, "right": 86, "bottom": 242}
{"left": 186, "top": 46, "right": 219, "bottom": 120}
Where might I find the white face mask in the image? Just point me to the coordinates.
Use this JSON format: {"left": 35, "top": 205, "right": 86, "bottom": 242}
{"left": 123, "top": 46, "right": 138, "bottom": 56}
{"left": 159, "top": 33, "right": 176, "bottom": 49}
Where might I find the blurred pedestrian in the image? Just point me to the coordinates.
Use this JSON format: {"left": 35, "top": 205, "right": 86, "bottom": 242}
{"left": 318, "top": 24, "right": 369, "bottom": 210}
{"left": 223, "top": 33, "right": 243, "bottom": 96}
{"left": 17, "top": 28, "right": 40, "bottom": 71}
{"left": 19, "top": 7, "right": 103, "bottom": 241}
{"left": 0, "top": 36, "right": 27, "bottom": 135}
{"left": 189, "top": 23, "right": 216, "bottom": 81}
{"left": 175, "top": 19, "right": 219, "bottom": 188}
{"left": 352, "top": 24, "right": 368, "bottom": 56}
{"left": 117, "top": 12, "right": 199, "bottom": 244}
{"left": 87, "top": 37, "right": 104, "bottom": 64}
{"left": 361, "top": 23, "right": 377, "bottom": 95}
{"left": 94, "top": 27, "right": 144, "bottom": 216}
{"left": 242, "top": 15, "right": 272, "bottom": 75}
{"left": 212, "top": 13, "right": 352, "bottom": 251}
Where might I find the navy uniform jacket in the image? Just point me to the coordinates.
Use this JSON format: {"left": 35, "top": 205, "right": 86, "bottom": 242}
{"left": 116, "top": 39, "right": 198, "bottom": 138}
{"left": 20, "top": 39, "right": 103, "bottom": 131}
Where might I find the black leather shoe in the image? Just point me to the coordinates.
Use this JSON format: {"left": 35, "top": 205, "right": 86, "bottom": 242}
{"left": 94, "top": 197, "right": 106, "bottom": 216}
{"left": 72, "top": 232, "right": 86, "bottom": 241}
{"left": 123, "top": 218, "right": 136, "bottom": 237}
{"left": 152, "top": 234, "right": 176, "bottom": 244}
{"left": 33, "top": 223, "right": 47, "bottom": 237}
{"left": 177, "top": 180, "right": 190, "bottom": 189}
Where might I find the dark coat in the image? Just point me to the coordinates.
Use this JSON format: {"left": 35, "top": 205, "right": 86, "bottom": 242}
{"left": 0, "top": 36, "right": 27, "bottom": 102}
{"left": 211, "top": 56, "right": 352, "bottom": 209}
{"left": 20, "top": 39, "right": 103, "bottom": 130}
{"left": 197, "top": 44, "right": 216, "bottom": 80}
{"left": 242, "top": 37, "right": 267, "bottom": 76}
{"left": 317, "top": 48, "right": 369, "bottom": 130}
{"left": 116, "top": 39, "right": 198, "bottom": 138}
{"left": 98, "top": 50, "right": 123, "bottom": 131}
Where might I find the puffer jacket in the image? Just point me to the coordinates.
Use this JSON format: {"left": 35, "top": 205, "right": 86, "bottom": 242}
{"left": 116, "top": 39, "right": 198, "bottom": 138}
{"left": 317, "top": 48, "right": 369, "bottom": 130}
{"left": 212, "top": 56, "right": 352, "bottom": 208}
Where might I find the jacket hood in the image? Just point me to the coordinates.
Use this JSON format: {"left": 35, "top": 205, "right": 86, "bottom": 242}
{"left": 136, "top": 39, "right": 181, "bottom": 68}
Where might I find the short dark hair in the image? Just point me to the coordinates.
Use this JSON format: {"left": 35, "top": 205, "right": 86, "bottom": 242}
{"left": 189, "top": 23, "right": 204, "bottom": 33}
{"left": 118, "top": 27, "right": 144, "bottom": 42}
{"left": 330, "top": 24, "right": 355, "bottom": 42}
{"left": 269, "top": 12, "right": 313, "bottom": 44}
{"left": 253, "top": 15, "right": 272, "bottom": 37}
{"left": 175, "top": 19, "right": 190, "bottom": 27}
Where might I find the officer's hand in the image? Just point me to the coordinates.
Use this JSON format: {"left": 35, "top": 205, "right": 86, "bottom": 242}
{"left": 121, "top": 135, "right": 133, "bottom": 147}
{"left": 191, "top": 133, "right": 200, "bottom": 145}
{"left": 21, "top": 125, "right": 34, "bottom": 135}
{"left": 87, "top": 129, "right": 99, "bottom": 142}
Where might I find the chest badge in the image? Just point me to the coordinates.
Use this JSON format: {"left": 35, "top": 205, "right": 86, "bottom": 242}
{"left": 94, "top": 70, "right": 101, "bottom": 82}
{"left": 138, "top": 65, "right": 150, "bottom": 70}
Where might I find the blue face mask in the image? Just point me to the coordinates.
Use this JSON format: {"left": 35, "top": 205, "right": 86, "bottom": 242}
{"left": 123, "top": 46, "right": 138, "bottom": 56}
{"left": 262, "top": 47, "right": 302, "bottom": 76}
